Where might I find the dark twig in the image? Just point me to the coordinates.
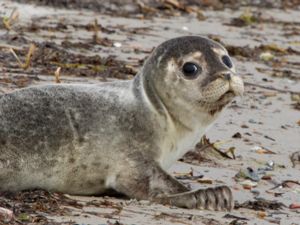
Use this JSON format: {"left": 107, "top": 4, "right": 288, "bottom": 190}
{"left": 244, "top": 81, "right": 300, "bottom": 95}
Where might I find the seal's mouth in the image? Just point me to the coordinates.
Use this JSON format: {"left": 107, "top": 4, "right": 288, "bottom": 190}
{"left": 217, "top": 90, "right": 235, "bottom": 102}
{"left": 203, "top": 92, "right": 235, "bottom": 115}
{"left": 221, "top": 90, "right": 234, "bottom": 97}
{"left": 214, "top": 90, "right": 236, "bottom": 108}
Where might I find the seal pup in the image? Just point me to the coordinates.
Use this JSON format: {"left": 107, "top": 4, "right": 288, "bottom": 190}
{"left": 0, "top": 36, "right": 243, "bottom": 211}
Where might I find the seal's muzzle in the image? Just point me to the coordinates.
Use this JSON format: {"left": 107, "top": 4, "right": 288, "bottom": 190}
{"left": 200, "top": 73, "right": 243, "bottom": 104}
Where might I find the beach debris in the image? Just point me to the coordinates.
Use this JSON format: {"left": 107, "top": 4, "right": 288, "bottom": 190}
{"left": 235, "top": 199, "right": 285, "bottom": 210}
{"left": 282, "top": 180, "right": 300, "bottom": 188}
{"left": 235, "top": 162, "right": 275, "bottom": 187}
{"left": 240, "top": 180, "right": 258, "bottom": 189}
{"left": 289, "top": 203, "right": 300, "bottom": 209}
{"left": 197, "top": 178, "right": 213, "bottom": 184}
{"left": 174, "top": 168, "right": 203, "bottom": 180}
{"left": 254, "top": 147, "right": 276, "bottom": 155}
{"left": 265, "top": 190, "right": 284, "bottom": 197}
{"left": 264, "top": 135, "right": 275, "bottom": 141}
{"left": 113, "top": 42, "right": 122, "bottom": 48}
{"left": 2, "top": 8, "right": 19, "bottom": 30}
{"left": 86, "top": 199, "right": 123, "bottom": 211}
{"left": 250, "top": 190, "right": 260, "bottom": 197}
{"left": 265, "top": 161, "right": 275, "bottom": 171}
{"left": 251, "top": 146, "right": 276, "bottom": 155}
{"left": 228, "top": 219, "right": 248, "bottom": 225}
{"left": 223, "top": 213, "right": 248, "bottom": 221}
{"left": 182, "top": 136, "right": 236, "bottom": 164}
{"left": 107, "top": 220, "right": 124, "bottom": 225}
{"left": 238, "top": 9, "right": 256, "bottom": 25}
{"left": 11, "top": 41, "right": 133, "bottom": 79}
{"left": 196, "top": 10, "right": 206, "bottom": 21}
{"left": 54, "top": 67, "right": 62, "bottom": 83}
{"left": 292, "top": 102, "right": 300, "bottom": 110}
{"left": 18, "top": 213, "right": 31, "bottom": 222}
{"left": 232, "top": 132, "right": 242, "bottom": 138}
{"left": 23, "top": 44, "right": 36, "bottom": 69}
{"left": 229, "top": 9, "right": 258, "bottom": 27}
{"left": 9, "top": 43, "right": 36, "bottom": 70}
{"left": 225, "top": 45, "right": 254, "bottom": 58}
{"left": 235, "top": 167, "right": 260, "bottom": 182}
{"left": 290, "top": 151, "right": 300, "bottom": 168}
{"left": 211, "top": 139, "right": 236, "bottom": 159}
{"left": 256, "top": 162, "right": 274, "bottom": 176}
{"left": 92, "top": 18, "right": 100, "bottom": 43}
{"left": 256, "top": 67, "right": 300, "bottom": 81}
{"left": 163, "top": 0, "right": 183, "bottom": 10}
{"left": 291, "top": 94, "right": 300, "bottom": 102}
{"left": 136, "top": 1, "right": 156, "bottom": 15}
{"left": 259, "top": 52, "right": 274, "bottom": 61}
{"left": 257, "top": 211, "right": 267, "bottom": 219}
{"left": 269, "top": 180, "right": 300, "bottom": 194}
{"left": 224, "top": 147, "right": 236, "bottom": 159}
{"left": 0, "top": 189, "right": 83, "bottom": 223}
{"left": 182, "top": 26, "right": 189, "bottom": 31}
{"left": 262, "top": 91, "right": 277, "bottom": 97}
{"left": 259, "top": 44, "right": 289, "bottom": 54}
{"left": 261, "top": 175, "right": 272, "bottom": 180}
{"left": 0, "top": 207, "right": 13, "bottom": 222}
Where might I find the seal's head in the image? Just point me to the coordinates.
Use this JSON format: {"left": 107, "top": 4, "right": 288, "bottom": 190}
{"left": 141, "top": 36, "right": 244, "bottom": 121}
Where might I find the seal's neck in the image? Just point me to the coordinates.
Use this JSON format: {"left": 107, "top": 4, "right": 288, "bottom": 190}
{"left": 133, "top": 73, "right": 169, "bottom": 116}
{"left": 134, "top": 73, "right": 220, "bottom": 169}
{"left": 134, "top": 72, "right": 219, "bottom": 132}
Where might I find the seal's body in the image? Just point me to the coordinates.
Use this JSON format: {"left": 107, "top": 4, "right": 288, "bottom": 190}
{"left": 0, "top": 36, "right": 243, "bottom": 210}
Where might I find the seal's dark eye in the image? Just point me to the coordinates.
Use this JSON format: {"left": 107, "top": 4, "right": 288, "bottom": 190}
{"left": 222, "top": 55, "right": 233, "bottom": 68}
{"left": 182, "top": 62, "right": 201, "bottom": 78}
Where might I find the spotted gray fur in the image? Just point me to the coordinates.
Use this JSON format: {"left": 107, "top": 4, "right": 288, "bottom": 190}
{"left": 0, "top": 36, "right": 243, "bottom": 211}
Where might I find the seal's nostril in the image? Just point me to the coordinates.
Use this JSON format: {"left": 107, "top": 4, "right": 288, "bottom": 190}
{"left": 224, "top": 73, "right": 231, "bottom": 80}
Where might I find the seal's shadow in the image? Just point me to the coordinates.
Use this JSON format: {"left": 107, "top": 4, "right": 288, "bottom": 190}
{"left": 97, "top": 188, "right": 128, "bottom": 199}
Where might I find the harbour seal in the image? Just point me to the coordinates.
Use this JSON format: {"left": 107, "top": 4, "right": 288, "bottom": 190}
{"left": 0, "top": 36, "right": 243, "bottom": 211}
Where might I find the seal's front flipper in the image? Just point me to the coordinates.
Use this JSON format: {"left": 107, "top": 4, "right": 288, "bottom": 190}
{"left": 157, "top": 186, "right": 234, "bottom": 211}
{"left": 112, "top": 163, "right": 233, "bottom": 211}
{"left": 111, "top": 163, "right": 189, "bottom": 200}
